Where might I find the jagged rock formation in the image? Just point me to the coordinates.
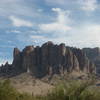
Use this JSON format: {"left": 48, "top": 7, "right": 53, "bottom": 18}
{"left": 83, "top": 47, "right": 100, "bottom": 74}
{"left": 0, "top": 62, "right": 12, "bottom": 76}
{"left": 0, "top": 42, "right": 96, "bottom": 78}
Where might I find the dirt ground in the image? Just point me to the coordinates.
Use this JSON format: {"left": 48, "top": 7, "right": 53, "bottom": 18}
{"left": 10, "top": 73, "right": 54, "bottom": 95}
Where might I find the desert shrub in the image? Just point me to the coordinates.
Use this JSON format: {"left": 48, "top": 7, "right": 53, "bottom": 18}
{"left": 80, "top": 87, "right": 100, "bottom": 100}
{"left": 0, "top": 80, "right": 45, "bottom": 100}
{"left": 44, "top": 80, "right": 100, "bottom": 100}
{"left": 0, "top": 79, "right": 100, "bottom": 100}
{"left": 0, "top": 79, "right": 18, "bottom": 100}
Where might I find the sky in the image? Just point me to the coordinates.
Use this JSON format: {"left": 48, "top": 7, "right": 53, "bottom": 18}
{"left": 0, "top": 0, "right": 100, "bottom": 64}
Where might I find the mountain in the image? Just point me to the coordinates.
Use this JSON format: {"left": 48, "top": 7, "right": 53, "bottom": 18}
{"left": 0, "top": 41, "right": 96, "bottom": 78}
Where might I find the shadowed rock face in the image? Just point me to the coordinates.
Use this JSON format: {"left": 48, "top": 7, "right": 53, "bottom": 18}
{"left": 0, "top": 62, "right": 12, "bottom": 77}
{"left": 12, "top": 48, "right": 22, "bottom": 70}
{"left": 83, "top": 48, "right": 100, "bottom": 74}
{"left": 0, "top": 42, "right": 96, "bottom": 78}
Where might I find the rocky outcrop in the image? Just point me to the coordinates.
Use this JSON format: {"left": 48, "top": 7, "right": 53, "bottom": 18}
{"left": 0, "top": 62, "right": 12, "bottom": 76}
{"left": 0, "top": 42, "right": 96, "bottom": 78}
{"left": 83, "top": 48, "right": 100, "bottom": 74}
{"left": 71, "top": 48, "right": 96, "bottom": 73}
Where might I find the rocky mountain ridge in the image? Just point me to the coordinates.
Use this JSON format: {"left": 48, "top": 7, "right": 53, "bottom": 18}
{"left": 0, "top": 42, "right": 96, "bottom": 78}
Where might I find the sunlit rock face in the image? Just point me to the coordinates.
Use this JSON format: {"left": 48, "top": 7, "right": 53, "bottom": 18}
{"left": 0, "top": 42, "right": 96, "bottom": 78}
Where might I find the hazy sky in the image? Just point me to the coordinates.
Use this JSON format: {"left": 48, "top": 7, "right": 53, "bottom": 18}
{"left": 0, "top": 0, "right": 100, "bottom": 64}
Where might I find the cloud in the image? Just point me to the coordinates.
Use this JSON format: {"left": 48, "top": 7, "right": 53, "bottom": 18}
{"left": 45, "top": 0, "right": 76, "bottom": 5}
{"left": 45, "top": 0, "right": 68, "bottom": 5}
{"left": 0, "top": 0, "right": 38, "bottom": 17}
{"left": 6, "top": 30, "right": 21, "bottom": 34}
{"left": 30, "top": 34, "right": 66, "bottom": 45}
{"left": 39, "top": 8, "right": 72, "bottom": 34}
{"left": 30, "top": 35, "right": 48, "bottom": 44}
{"left": 30, "top": 35, "right": 47, "bottom": 40}
{"left": 65, "top": 23, "right": 100, "bottom": 48}
{"left": 30, "top": 23, "right": 100, "bottom": 48}
{"left": 9, "top": 16, "right": 33, "bottom": 27}
{"left": 79, "top": 0, "right": 97, "bottom": 11}
{"left": 45, "top": 0, "right": 97, "bottom": 12}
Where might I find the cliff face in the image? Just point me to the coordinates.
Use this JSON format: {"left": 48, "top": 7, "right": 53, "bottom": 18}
{"left": 11, "top": 42, "right": 95, "bottom": 77}
{"left": 83, "top": 48, "right": 100, "bottom": 74}
{"left": 0, "top": 42, "right": 96, "bottom": 77}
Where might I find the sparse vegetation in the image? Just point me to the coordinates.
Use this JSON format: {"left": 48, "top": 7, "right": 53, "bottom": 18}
{"left": 0, "top": 79, "right": 100, "bottom": 100}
